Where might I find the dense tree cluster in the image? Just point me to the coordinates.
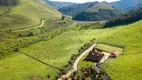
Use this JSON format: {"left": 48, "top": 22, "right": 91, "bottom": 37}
{"left": 72, "top": 9, "right": 120, "bottom": 21}
{"left": 104, "top": 7, "right": 142, "bottom": 28}
{"left": 0, "top": 0, "right": 19, "bottom": 6}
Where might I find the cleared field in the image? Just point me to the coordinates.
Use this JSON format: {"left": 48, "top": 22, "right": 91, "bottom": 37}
{"left": 96, "top": 44, "right": 123, "bottom": 54}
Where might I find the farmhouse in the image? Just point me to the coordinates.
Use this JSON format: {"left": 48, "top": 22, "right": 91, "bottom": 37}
{"left": 85, "top": 49, "right": 104, "bottom": 63}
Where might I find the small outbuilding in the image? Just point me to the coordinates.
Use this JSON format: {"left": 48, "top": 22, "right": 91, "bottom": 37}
{"left": 111, "top": 50, "right": 120, "bottom": 58}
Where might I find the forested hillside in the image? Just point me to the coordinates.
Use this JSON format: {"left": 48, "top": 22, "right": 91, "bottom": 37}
{"left": 0, "top": 0, "right": 19, "bottom": 5}
{"left": 59, "top": 2, "right": 121, "bottom": 21}
{"left": 59, "top": 2, "right": 97, "bottom": 16}
{"left": 104, "top": 7, "right": 142, "bottom": 27}
{"left": 72, "top": 2, "right": 121, "bottom": 21}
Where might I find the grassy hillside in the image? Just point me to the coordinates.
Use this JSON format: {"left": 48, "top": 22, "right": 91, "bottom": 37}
{"left": 0, "top": 18, "right": 142, "bottom": 80}
{"left": 0, "top": 25, "right": 101, "bottom": 80}
{"left": 78, "top": 20, "right": 142, "bottom": 79}
{"left": 98, "top": 20, "right": 142, "bottom": 80}
{"left": 0, "top": 0, "right": 61, "bottom": 31}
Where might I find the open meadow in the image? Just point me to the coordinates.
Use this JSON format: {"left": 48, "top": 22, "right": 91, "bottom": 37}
{"left": 0, "top": 28, "right": 101, "bottom": 80}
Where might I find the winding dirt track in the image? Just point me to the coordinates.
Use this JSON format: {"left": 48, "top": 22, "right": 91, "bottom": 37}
{"left": 13, "top": 20, "right": 46, "bottom": 32}
{"left": 73, "top": 43, "right": 97, "bottom": 70}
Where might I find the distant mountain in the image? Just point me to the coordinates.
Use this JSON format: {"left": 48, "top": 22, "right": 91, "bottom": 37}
{"left": 109, "top": 0, "right": 140, "bottom": 9}
{"left": 132, "top": 0, "right": 142, "bottom": 8}
{"left": 59, "top": 2, "right": 121, "bottom": 21}
{"left": 59, "top": 2, "right": 97, "bottom": 16}
{"left": 126, "top": 0, "right": 142, "bottom": 10}
{"left": 44, "top": 0, "right": 77, "bottom": 9}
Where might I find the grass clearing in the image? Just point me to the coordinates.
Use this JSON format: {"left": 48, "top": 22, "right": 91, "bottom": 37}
{"left": 78, "top": 52, "right": 94, "bottom": 69}
{"left": 96, "top": 44, "right": 123, "bottom": 54}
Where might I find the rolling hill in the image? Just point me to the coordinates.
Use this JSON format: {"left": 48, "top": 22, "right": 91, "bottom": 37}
{"left": 72, "top": 2, "right": 121, "bottom": 21}
{"left": 59, "top": 2, "right": 121, "bottom": 21}
{"left": 0, "top": 0, "right": 61, "bottom": 31}
{"left": 59, "top": 2, "right": 97, "bottom": 16}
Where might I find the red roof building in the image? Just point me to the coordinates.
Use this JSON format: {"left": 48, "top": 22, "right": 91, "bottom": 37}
{"left": 112, "top": 50, "right": 120, "bottom": 58}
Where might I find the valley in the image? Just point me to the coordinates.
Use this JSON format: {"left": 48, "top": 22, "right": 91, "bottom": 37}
{"left": 0, "top": 0, "right": 142, "bottom": 80}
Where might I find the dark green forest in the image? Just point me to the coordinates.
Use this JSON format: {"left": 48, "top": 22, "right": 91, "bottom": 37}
{"left": 104, "top": 7, "right": 142, "bottom": 28}
{"left": 59, "top": 2, "right": 121, "bottom": 21}
{"left": 59, "top": 2, "right": 97, "bottom": 16}
{"left": 0, "top": 0, "right": 19, "bottom": 6}
{"left": 72, "top": 9, "right": 120, "bottom": 21}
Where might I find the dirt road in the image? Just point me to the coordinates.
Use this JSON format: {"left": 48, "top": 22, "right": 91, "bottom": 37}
{"left": 13, "top": 20, "right": 46, "bottom": 32}
{"left": 73, "top": 43, "right": 97, "bottom": 70}
{"left": 58, "top": 43, "right": 97, "bottom": 80}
